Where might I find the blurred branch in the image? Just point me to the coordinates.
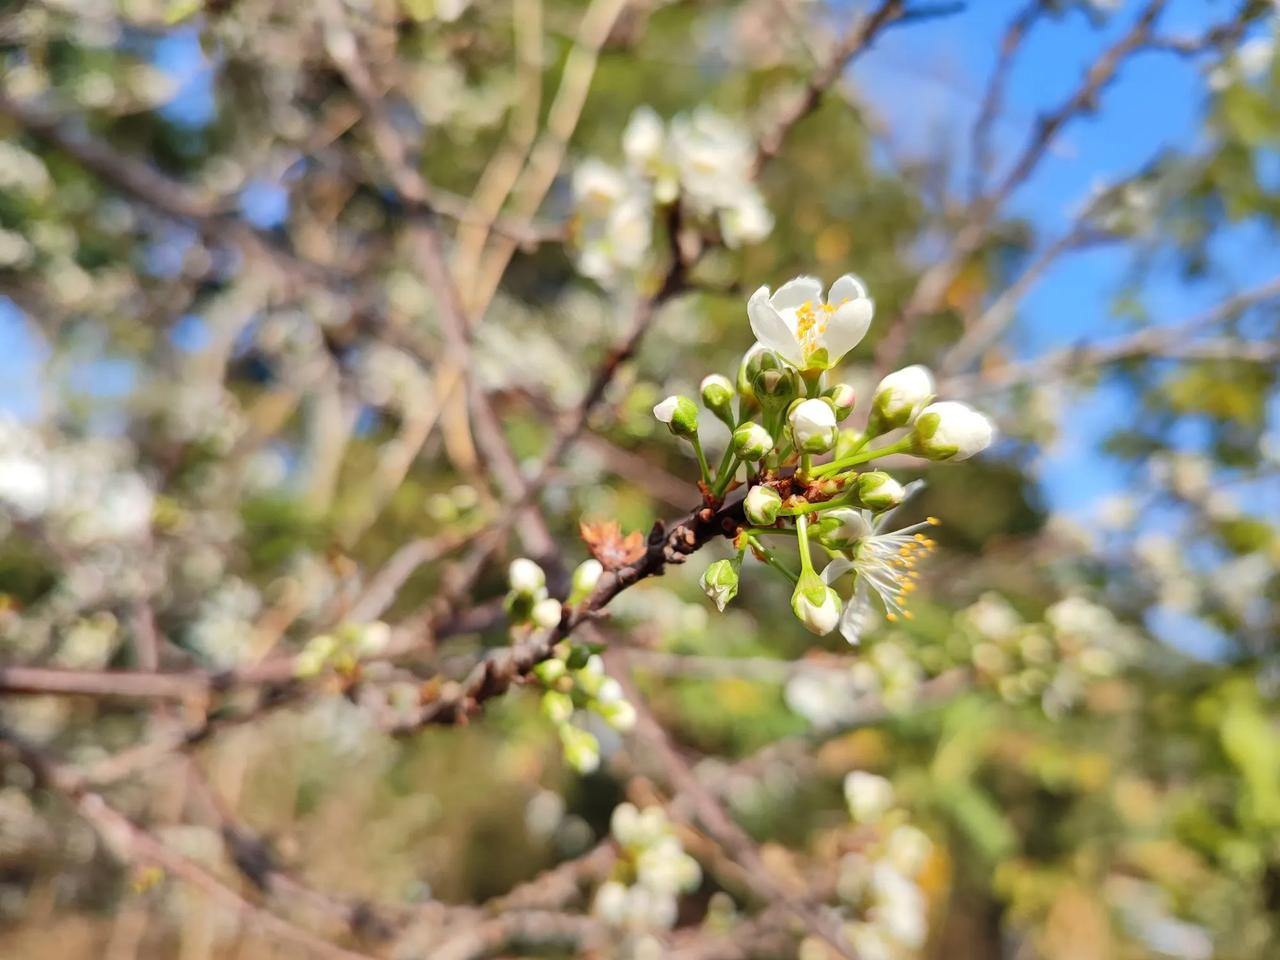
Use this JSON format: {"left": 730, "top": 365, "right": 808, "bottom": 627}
{"left": 944, "top": 274, "right": 1280, "bottom": 397}
{"left": 604, "top": 644, "right": 861, "bottom": 960}
{"left": 967, "top": 1, "right": 1044, "bottom": 201}
{"left": 753, "top": 0, "right": 963, "bottom": 173}
{"left": 0, "top": 727, "right": 380, "bottom": 960}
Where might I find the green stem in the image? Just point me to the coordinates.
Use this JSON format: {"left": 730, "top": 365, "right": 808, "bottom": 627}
{"left": 795, "top": 513, "right": 815, "bottom": 576}
{"left": 745, "top": 526, "right": 797, "bottom": 537}
{"left": 811, "top": 437, "right": 912, "bottom": 478}
{"left": 711, "top": 454, "right": 741, "bottom": 498}
{"left": 747, "top": 534, "right": 799, "bottom": 583}
{"left": 800, "top": 452, "right": 812, "bottom": 478}
{"left": 690, "top": 435, "right": 712, "bottom": 486}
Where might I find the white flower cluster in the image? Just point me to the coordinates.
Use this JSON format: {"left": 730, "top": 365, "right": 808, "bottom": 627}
{"left": 833, "top": 773, "right": 934, "bottom": 960}
{"left": 784, "top": 642, "right": 924, "bottom": 729}
{"left": 593, "top": 803, "right": 702, "bottom": 934}
{"left": 0, "top": 416, "right": 154, "bottom": 545}
{"left": 571, "top": 106, "right": 773, "bottom": 287}
{"left": 958, "top": 593, "right": 1139, "bottom": 717}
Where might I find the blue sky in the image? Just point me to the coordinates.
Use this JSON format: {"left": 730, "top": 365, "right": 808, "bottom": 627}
{"left": 851, "top": 0, "right": 1276, "bottom": 517}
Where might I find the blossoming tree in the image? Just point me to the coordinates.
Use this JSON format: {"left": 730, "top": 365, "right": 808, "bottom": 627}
{"left": 0, "top": 1, "right": 1278, "bottom": 959}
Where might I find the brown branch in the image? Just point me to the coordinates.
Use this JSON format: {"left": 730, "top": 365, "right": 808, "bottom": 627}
{"left": 0, "top": 727, "right": 380, "bottom": 960}
{"left": 967, "top": 1, "right": 1044, "bottom": 201}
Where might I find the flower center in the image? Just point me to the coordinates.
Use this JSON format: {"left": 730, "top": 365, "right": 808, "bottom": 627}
{"left": 794, "top": 301, "right": 835, "bottom": 353}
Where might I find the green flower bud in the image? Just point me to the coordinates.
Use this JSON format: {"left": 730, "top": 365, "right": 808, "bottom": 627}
{"left": 732, "top": 421, "right": 774, "bottom": 460}
{"left": 744, "top": 485, "right": 782, "bottom": 526}
{"left": 825, "top": 383, "right": 856, "bottom": 421}
{"left": 508, "top": 557, "right": 546, "bottom": 595}
{"left": 570, "top": 558, "right": 603, "bottom": 603}
{"left": 911, "top": 401, "right": 995, "bottom": 462}
{"left": 737, "top": 344, "right": 769, "bottom": 399}
{"left": 559, "top": 724, "right": 601, "bottom": 774}
{"left": 653, "top": 395, "right": 700, "bottom": 438}
{"left": 791, "top": 572, "right": 842, "bottom": 636}
{"left": 531, "top": 597, "right": 563, "bottom": 630}
{"left": 542, "top": 689, "right": 574, "bottom": 725}
{"left": 749, "top": 351, "right": 801, "bottom": 412}
{"left": 700, "top": 558, "right": 740, "bottom": 612}
{"left": 700, "top": 374, "right": 736, "bottom": 428}
{"left": 789, "top": 398, "right": 838, "bottom": 454}
{"left": 533, "top": 658, "right": 567, "bottom": 685}
{"left": 594, "top": 698, "right": 637, "bottom": 731}
{"left": 856, "top": 471, "right": 905, "bottom": 511}
{"left": 868, "top": 365, "right": 935, "bottom": 437}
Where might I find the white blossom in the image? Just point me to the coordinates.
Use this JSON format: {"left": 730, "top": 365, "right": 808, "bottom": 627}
{"left": 748, "top": 274, "right": 874, "bottom": 371}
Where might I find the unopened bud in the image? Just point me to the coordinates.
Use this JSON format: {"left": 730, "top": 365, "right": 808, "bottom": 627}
{"left": 542, "top": 689, "right": 574, "bottom": 725}
{"left": 653, "top": 395, "right": 699, "bottom": 438}
{"left": 791, "top": 572, "right": 842, "bottom": 636}
{"left": 531, "top": 597, "right": 563, "bottom": 630}
{"left": 790, "top": 398, "right": 838, "bottom": 454}
{"left": 571, "top": 559, "right": 603, "bottom": 600}
{"left": 744, "top": 485, "right": 782, "bottom": 526}
{"left": 826, "top": 383, "right": 856, "bottom": 421}
{"left": 509, "top": 557, "right": 545, "bottom": 595}
{"left": 700, "top": 374, "right": 736, "bottom": 427}
{"left": 868, "top": 365, "right": 935, "bottom": 436}
{"left": 750, "top": 351, "right": 801, "bottom": 411}
{"left": 911, "top": 401, "right": 995, "bottom": 462}
{"left": 732, "top": 421, "right": 773, "bottom": 460}
{"left": 700, "top": 559, "right": 740, "bottom": 612}
{"left": 856, "top": 471, "right": 905, "bottom": 511}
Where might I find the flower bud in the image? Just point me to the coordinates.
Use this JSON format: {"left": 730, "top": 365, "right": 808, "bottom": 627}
{"left": 509, "top": 557, "right": 545, "bottom": 595}
{"left": 843, "top": 771, "right": 895, "bottom": 823}
{"left": 736, "top": 343, "right": 775, "bottom": 401}
{"left": 559, "top": 724, "right": 601, "bottom": 774}
{"left": 541, "top": 689, "right": 574, "bottom": 725}
{"left": 744, "top": 485, "right": 782, "bottom": 526}
{"left": 791, "top": 572, "right": 842, "bottom": 636}
{"left": 700, "top": 559, "right": 740, "bottom": 612}
{"left": 595, "top": 697, "right": 636, "bottom": 732}
{"left": 700, "top": 374, "right": 736, "bottom": 427}
{"left": 653, "top": 395, "right": 699, "bottom": 438}
{"left": 868, "top": 365, "right": 935, "bottom": 436}
{"left": 533, "top": 657, "right": 567, "bottom": 685}
{"left": 911, "top": 401, "right": 995, "bottom": 461}
{"left": 531, "top": 597, "right": 563, "bottom": 630}
{"left": 571, "top": 559, "right": 603, "bottom": 600}
{"left": 825, "top": 383, "right": 856, "bottom": 421}
{"left": 732, "top": 422, "right": 773, "bottom": 461}
{"left": 856, "top": 471, "right": 905, "bottom": 511}
{"left": 819, "top": 508, "right": 872, "bottom": 550}
{"left": 789, "top": 398, "right": 838, "bottom": 454}
{"left": 749, "top": 351, "right": 801, "bottom": 411}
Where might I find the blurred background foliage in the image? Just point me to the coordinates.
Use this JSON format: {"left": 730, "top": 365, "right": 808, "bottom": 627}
{"left": 0, "top": 0, "right": 1279, "bottom": 958}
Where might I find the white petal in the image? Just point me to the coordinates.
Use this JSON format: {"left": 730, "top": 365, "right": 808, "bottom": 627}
{"left": 838, "top": 580, "right": 874, "bottom": 646}
{"left": 820, "top": 297, "right": 874, "bottom": 364}
{"left": 652, "top": 396, "right": 678, "bottom": 423}
{"left": 820, "top": 556, "right": 855, "bottom": 584}
{"left": 770, "top": 275, "right": 824, "bottom": 311}
{"left": 747, "top": 286, "right": 804, "bottom": 366}
{"left": 827, "top": 273, "right": 868, "bottom": 304}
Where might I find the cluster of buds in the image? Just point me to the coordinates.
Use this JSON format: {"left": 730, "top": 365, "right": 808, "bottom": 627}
{"left": 294, "top": 621, "right": 391, "bottom": 678}
{"left": 831, "top": 772, "right": 935, "bottom": 959}
{"left": 592, "top": 803, "right": 702, "bottom": 933}
{"left": 535, "top": 647, "right": 635, "bottom": 774}
{"left": 653, "top": 271, "right": 996, "bottom": 643}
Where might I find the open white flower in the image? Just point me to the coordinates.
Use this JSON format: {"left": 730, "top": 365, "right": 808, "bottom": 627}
{"left": 572, "top": 159, "right": 653, "bottom": 287}
{"left": 669, "top": 107, "right": 755, "bottom": 212}
{"left": 623, "top": 106, "right": 679, "bottom": 203}
{"left": 820, "top": 488, "right": 937, "bottom": 644}
{"left": 748, "top": 274, "right": 874, "bottom": 371}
